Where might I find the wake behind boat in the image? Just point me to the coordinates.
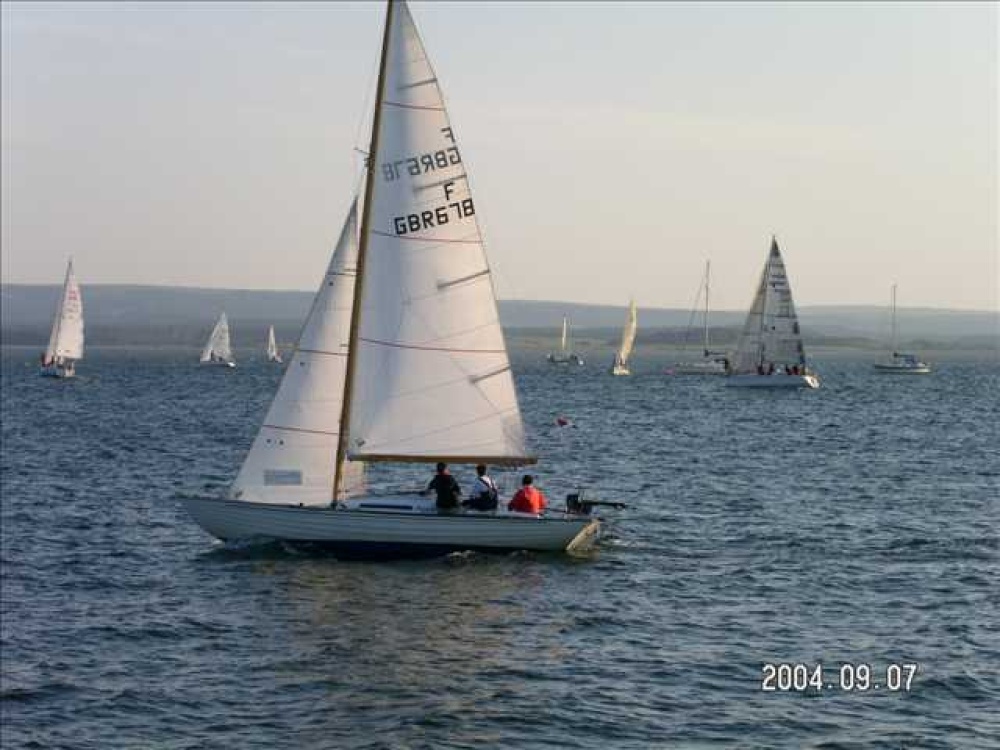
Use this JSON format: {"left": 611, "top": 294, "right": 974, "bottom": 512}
{"left": 726, "top": 237, "right": 819, "bottom": 389}
{"left": 180, "top": 0, "right": 601, "bottom": 558}
{"left": 40, "top": 259, "right": 84, "bottom": 379}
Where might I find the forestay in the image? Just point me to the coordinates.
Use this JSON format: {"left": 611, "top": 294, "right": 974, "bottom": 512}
{"left": 347, "top": 2, "right": 531, "bottom": 465}
{"left": 732, "top": 238, "right": 806, "bottom": 373}
{"left": 231, "top": 202, "right": 364, "bottom": 505}
{"left": 46, "top": 260, "right": 84, "bottom": 361}
{"left": 201, "top": 313, "right": 233, "bottom": 363}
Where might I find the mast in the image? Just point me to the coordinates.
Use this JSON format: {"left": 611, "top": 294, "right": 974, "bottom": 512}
{"left": 47, "top": 259, "right": 73, "bottom": 361}
{"left": 890, "top": 283, "right": 898, "bottom": 355}
{"left": 702, "top": 260, "right": 711, "bottom": 355}
{"left": 758, "top": 238, "right": 775, "bottom": 368}
{"left": 333, "top": 0, "right": 394, "bottom": 502}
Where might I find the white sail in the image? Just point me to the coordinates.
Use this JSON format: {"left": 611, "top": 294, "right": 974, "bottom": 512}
{"left": 232, "top": 202, "right": 364, "bottom": 505}
{"left": 45, "top": 259, "right": 84, "bottom": 362}
{"left": 178, "top": 1, "right": 601, "bottom": 557}
{"left": 615, "top": 300, "right": 638, "bottom": 366}
{"left": 266, "top": 325, "right": 282, "bottom": 363}
{"left": 346, "top": 1, "right": 530, "bottom": 465}
{"left": 732, "top": 237, "right": 807, "bottom": 374}
{"left": 561, "top": 316, "right": 569, "bottom": 354}
{"left": 200, "top": 313, "right": 234, "bottom": 364}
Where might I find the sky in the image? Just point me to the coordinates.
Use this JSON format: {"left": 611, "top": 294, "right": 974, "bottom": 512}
{"left": 2, "top": 1, "right": 997, "bottom": 312}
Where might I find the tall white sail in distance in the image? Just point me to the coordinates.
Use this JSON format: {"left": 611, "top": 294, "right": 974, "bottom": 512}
{"left": 346, "top": 1, "right": 531, "bottom": 465}
{"left": 266, "top": 325, "right": 282, "bottom": 363}
{"left": 560, "top": 316, "right": 569, "bottom": 354}
{"left": 45, "top": 259, "right": 84, "bottom": 362}
{"left": 200, "top": 313, "right": 234, "bottom": 363}
{"left": 615, "top": 300, "right": 638, "bottom": 366}
{"left": 732, "top": 237, "right": 807, "bottom": 374}
{"left": 232, "top": 201, "right": 364, "bottom": 505}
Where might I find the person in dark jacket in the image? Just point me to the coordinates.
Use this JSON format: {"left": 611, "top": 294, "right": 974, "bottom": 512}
{"left": 462, "top": 464, "right": 498, "bottom": 511}
{"left": 425, "top": 462, "right": 461, "bottom": 510}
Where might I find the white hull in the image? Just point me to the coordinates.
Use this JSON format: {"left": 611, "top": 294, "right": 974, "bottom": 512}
{"left": 610, "top": 364, "right": 630, "bottom": 376}
{"left": 671, "top": 360, "right": 727, "bottom": 375}
{"left": 201, "top": 360, "right": 236, "bottom": 368}
{"left": 726, "top": 373, "right": 820, "bottom": 389}
{"left": 874, "top": 362, "right": 931, "bottom": 374}
{"left": 180, "top": 495, "right": 601, "bottom": 558}
{"left": 547, "top": 354, "right": 584, "bottom": 366}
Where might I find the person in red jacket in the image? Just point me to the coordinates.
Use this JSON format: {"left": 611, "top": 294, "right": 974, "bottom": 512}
{"left": 508, "top": 475, "right": 547, "bottom": 514}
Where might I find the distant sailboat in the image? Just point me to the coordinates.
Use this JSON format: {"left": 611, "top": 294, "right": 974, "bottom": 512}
{"left": 40, "top": 259, "right": 84, "bottom": 378}
{"left": 180, "top": 0, "right": 601, "bottom": 558}
{"left": 200, "top": 313, "right": 236, "bottom": 368}
{"left": 671, "top": 260, "right": 728, "bottom": 375}
{"left": 874, "top": 284, "right": 931, "bottom": 374}
{"left": 726, "top": 237, "right": 819, "bottom": 389}
{"left": 547, "top": 316, "right": 584, "bottom": 366}
{"left": 610, "top": 300, "right": 637, "bottom": 376}
{"left": 266, "top": 325, "right": 282, "bottom": 364}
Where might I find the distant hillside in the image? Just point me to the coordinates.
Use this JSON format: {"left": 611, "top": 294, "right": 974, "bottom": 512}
{"left": 2, "top": 284, "right": 996, "bottom": 349}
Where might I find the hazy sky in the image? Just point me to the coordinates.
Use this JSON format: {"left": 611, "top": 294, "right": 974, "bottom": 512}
{"left": 2, "top": 1, "right": 997, "bottom": 311}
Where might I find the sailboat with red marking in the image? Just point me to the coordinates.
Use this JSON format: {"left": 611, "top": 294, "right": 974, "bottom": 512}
{"left": 180, "top": 0, "right": 601, "bottom": 558}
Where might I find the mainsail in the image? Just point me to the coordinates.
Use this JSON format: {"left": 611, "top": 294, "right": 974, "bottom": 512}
{"left": 614, "top": 300, "right": 637, "bottom": 367}
{"left": 732, "top": 237, "right": 806, "bottom": 374}
{"left": 344, "top": 1, "right": 531, "bottom": 466}
{"left": 266, "top": 325, "right": 282, "bottom": 363}
{"left": 232, "top": 202, "right": 364, "bottom": 505}
{"left": 201, "top": 313, "right": 233, "bottom": 363}
{"left": 45, "top": 259, "right": 84, "bottom": 363}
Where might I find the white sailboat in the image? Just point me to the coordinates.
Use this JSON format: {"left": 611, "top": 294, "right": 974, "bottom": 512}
{"left": 180, "top": 0, "right": 601, "bottom": 558}
{"left": 873, "top": 284, "right": 931, "bottom": 374}
{"left": 671, "top": 260, "right": 729, "bottom": 375}
{"left": 200, "top": 312, "right": 236, "bottom": 368}
{"left": 726, "top": 237, "right": 819, "bottom": 389}
{"left": 610, "top": 300, "right": 637, "bottom": 376}
{"left": 546, "top": 316, "right": 584, "bottom": 365}
{"left": 40, "top": 259, "right": 84, "bottom": 378}
{"left": 266, "top": 325, "right": 283, "bottom": 364}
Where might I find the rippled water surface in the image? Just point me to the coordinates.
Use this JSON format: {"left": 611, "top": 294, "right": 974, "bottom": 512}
{"left": 2, "top": 347, "right": 998, "bottom": 749}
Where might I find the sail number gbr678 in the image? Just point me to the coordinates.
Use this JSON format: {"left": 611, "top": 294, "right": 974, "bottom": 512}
{"left": 393, "top": 192, "right": 475, "bottom": 236}
{"left": 761, "top": 663, "right": 918, "bottom": 692}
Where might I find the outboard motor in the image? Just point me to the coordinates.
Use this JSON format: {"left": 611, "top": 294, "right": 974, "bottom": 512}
{"left": 566, "top": 492, "right": 626, "bottom": 515}
{"left": 566, "top": 492, "right": 588, "bottom": 515}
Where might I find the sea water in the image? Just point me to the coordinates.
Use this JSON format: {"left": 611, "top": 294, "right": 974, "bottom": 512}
{"left": 1, "top": 346, "right": 997, "bottom": 749}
